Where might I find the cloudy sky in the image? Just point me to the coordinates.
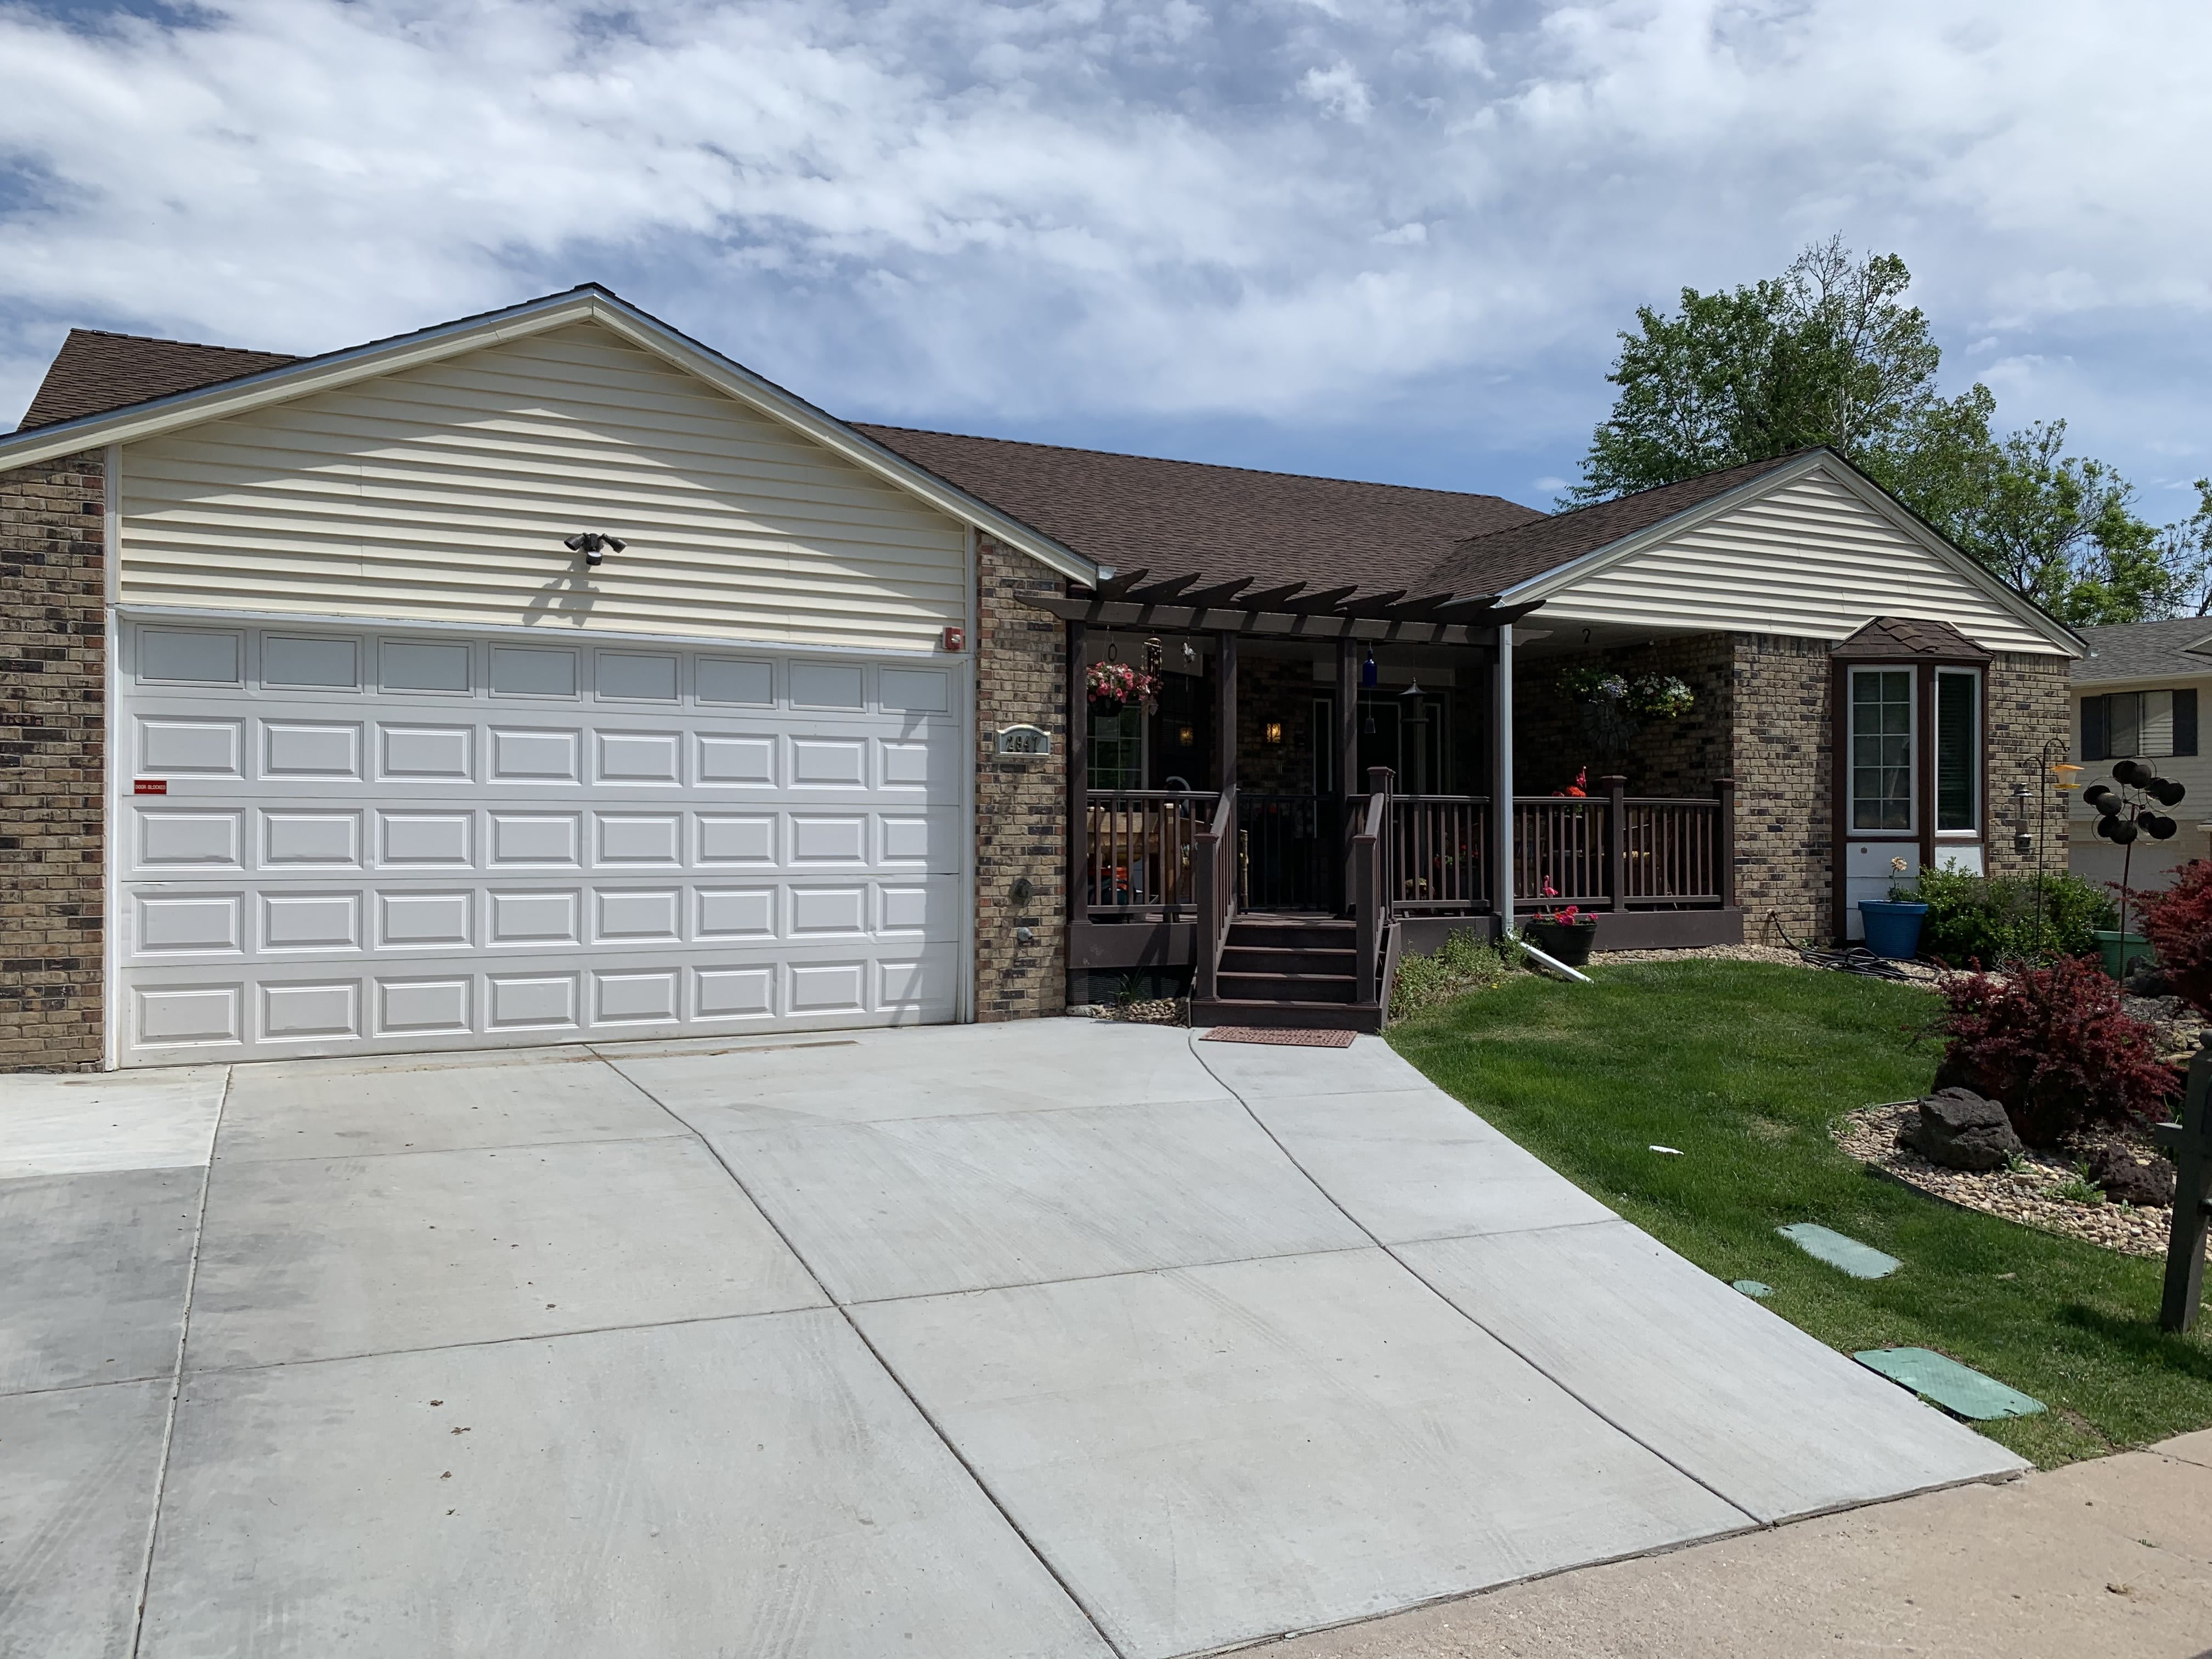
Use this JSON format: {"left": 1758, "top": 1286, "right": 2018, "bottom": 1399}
{"left": 2, "top": 0, "right": 2205, "bottom": 515}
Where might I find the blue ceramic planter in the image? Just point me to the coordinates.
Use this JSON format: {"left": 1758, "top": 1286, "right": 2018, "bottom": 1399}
{"left": 1859, "top": 900, "right": 1928, "bottom": 961}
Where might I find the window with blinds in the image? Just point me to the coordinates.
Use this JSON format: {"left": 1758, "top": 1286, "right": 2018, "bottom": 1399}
{"left": 2081, "top": 689, "right": 2198, "bottom": 761}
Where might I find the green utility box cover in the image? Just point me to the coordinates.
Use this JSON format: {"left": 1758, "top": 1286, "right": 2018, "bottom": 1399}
{"left": 1854, "top": 1346, "right": 2045, "bottom": 1420}
{"left": 1776, "top": 1223, "right": 1900, "bottom": 1279}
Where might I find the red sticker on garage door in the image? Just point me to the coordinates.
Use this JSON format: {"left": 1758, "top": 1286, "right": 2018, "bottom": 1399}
{"left": 133, "top": 779, "right": 167, "bottom": 795}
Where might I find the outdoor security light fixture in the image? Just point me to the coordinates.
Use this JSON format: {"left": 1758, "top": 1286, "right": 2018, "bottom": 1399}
{"left": 563, "top": 532, "right": 627, "bottom": 567}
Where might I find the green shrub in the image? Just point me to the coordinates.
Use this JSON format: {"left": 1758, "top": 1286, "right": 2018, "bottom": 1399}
{"left": 1898, "top": 867, "right": 2115, "bottom": 967}
{"left": 1389, "top": 930, "right": 1523, "bottom": 1022}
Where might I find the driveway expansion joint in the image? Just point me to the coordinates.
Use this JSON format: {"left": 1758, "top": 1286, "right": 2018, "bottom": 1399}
{"left": 613, "top": 1059, "right": 1134, "bottom": 1659}
{"left": 127, "top": 1062, "right": 230, "bottom": 1659}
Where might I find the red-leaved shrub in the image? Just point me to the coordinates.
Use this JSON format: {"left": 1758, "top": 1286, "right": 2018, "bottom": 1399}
{"left": 1932, "top": 955, "right": 2171, "bottom": 1146}
{"left": 2138, "top": 859, "right": 2212, "bottom": 1017}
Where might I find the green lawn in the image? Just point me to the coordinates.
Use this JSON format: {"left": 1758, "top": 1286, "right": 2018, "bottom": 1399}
{"left": 1387, "top": 960, "right": 2212, "bottom": 1468}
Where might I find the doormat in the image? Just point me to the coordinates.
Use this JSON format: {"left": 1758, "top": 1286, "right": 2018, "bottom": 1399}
{"left": 1854, "top": 1347, "right": 2045, "bottom": 1420}
{"left": 1201, "top": 1027, "right": 1357, "bottom": 1048}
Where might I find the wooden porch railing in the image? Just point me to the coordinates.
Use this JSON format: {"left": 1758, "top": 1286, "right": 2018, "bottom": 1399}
{"left": 1082, "top": 790, "right": 1219, "bottom": 914}
{"left": 1387, "top": 795, "right": 1491, "bottom": 912}
{"left": 1085, "top": 778, "right": 1736, "bottom": 928}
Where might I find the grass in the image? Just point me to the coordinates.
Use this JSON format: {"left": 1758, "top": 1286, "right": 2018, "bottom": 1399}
{"left": 1387, "top": 960, "right": 2212, "bottom": 1468}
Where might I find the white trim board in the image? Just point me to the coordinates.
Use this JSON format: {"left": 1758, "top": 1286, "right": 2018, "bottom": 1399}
{"left": 1, "top": 286, "right": 1098, "bottom": 589}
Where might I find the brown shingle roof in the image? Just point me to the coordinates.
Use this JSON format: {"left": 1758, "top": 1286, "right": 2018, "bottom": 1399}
{"left": 1830, "top": 616, "right": 1992, "bottom": 662}
{"left": 17, "top": 328, "right": 299, "bottom": 431}
{"left": 1419, "top": 452, "right": 1809, "bottom": 596}
{"left": 854, "top": 425, "right": 1545, "bottom": 600}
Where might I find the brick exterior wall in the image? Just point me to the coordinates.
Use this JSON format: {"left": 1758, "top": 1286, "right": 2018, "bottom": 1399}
{"left": 1982, "top": 650, "right": 2074, "bottom": 883}
{"left": 1729, "top": 634, "right": 1834, "bottom": 945}
{"left": 1512, "top": 636, "right": 1733, "bottom": 797}
{"left": 973, "top": 534, "right": 1068, "bottom": 1021}
{"left": 1, "top": 451, "right": 106, "bottom": 1071}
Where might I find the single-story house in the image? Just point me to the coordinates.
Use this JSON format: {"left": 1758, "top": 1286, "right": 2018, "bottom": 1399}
{"left": 2069, "top": 618, "right": 2212, "bottom": 891}
{"left": 0, "top": 285, "right": 2080, "bottom": 1068}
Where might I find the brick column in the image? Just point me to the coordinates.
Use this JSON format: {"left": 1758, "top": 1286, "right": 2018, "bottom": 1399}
{"left": 1, "top": 451, "right": 106, "bottom": 1071}
{"left": 972, "top": 535, "right": 1068, "bottom": 1021}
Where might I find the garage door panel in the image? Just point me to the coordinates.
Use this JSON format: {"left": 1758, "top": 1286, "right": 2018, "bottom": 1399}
{"left": 595, "top": 812, "right": 682, "bottom": 867}
{"left": 486, "top": 972, "right": 580, "bottom": 1031}
{"left": 264, "top": 810, "right": 363, "bottom": 870}
{"left": 137, "top": 892, "right": 244, "bottom": 955}
{"left": 697, "top": 814, "right": 778, "bottom": 866}
{"left": 489, "top": 811, "right": 580, "bottom": 868}
{"left": 379, "top": 724, "right": 474, "bottom": 781}
{"left": 119, "top": 624, "right": 967, "bottom": 1064}
{"left": 261, "top": 892, "right": 362, "bottom": 953}
{"left": 376, "top": 975, "right": 473, "bottom": 1037}
{"left": 138, "top": 715, "right": 244, "bottom": 777}
{"left": 490, "top": 727, "right": 581, "bottom": 782}
{"left": 261, "top": 979, "right": 362, "bottom": 1043}
{"left": 262, "top": 721, "right": 364, "bottom": 780}
{"left": 138, "top": 807, "right": 245, "bottom": 870}
{"left": 595, "top": 888, "right": 682, "bottom": 944}
{"left": 697, "top": 732, "right": 776, "bottom": 786}
{"left": 377, "top": 810, "right": 473, "bottom": 868}
{"left": 377, "top": 891, "right": 474, "bottom": 950}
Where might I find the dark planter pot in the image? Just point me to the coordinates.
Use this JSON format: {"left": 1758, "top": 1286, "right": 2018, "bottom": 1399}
{"left": 1526, "top": 918, "right": 1599, "bottom": 967}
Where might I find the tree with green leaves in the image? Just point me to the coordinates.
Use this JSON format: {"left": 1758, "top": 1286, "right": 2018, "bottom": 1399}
{"left": 1571, "top": 238, "right": 2192, "bottom": 627}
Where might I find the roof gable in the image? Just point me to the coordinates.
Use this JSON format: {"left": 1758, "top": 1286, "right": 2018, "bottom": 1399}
{"left": 0, "top": 286, "right": 1096, "bottom": 585}
{"left": 1494, "top": 451, "right": 2080, "bottom": 657}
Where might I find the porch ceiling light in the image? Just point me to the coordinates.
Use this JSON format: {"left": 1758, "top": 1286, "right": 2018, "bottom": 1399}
{"left": 1177, "top": 724, "right": 1195, "bottom": 747}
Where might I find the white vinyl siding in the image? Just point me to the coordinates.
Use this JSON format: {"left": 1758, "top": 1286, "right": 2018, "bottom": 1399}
{"left": 1539, "top": 470, "right": 2064, "bottom": 656}
{"left": 115, "top": 322, "right": 969, "bottom": 652}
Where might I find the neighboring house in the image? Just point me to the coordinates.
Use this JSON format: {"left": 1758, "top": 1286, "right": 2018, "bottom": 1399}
{"left": 2069, "top": 619, "right": 2212, "bottom": 893}
{"left": 0, "top": 285, "right": 2080, "bottom": 1069}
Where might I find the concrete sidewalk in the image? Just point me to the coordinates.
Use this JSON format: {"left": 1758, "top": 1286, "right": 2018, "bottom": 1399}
{"left": 1268, "top": 1429, "right": 2212, "bottom": 1658}
{"left": 3, "top": 1024, "right": 2030, "bottom": 1658}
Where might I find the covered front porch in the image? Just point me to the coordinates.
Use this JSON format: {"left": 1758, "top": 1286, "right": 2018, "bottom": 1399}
{"left": 1030, "top": 579, "right": 1743, "bottom": 1028}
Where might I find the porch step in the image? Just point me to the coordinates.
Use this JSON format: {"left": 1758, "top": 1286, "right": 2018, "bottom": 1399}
{"left": 1191, "top": 997, "right": 1383, "bottom": 1034}
{"left": 1220, "top": 945, "right": 1356, "bottom": 977}
{"left": 1217, "top": 970, "right": 1357, "bottom": 1006}
{"left": 1224, "top": 919, "right": 1357, "bottom": 951}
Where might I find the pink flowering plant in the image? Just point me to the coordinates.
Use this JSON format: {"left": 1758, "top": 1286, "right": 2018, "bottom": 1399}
{"left": 1533, "top": 880, "right": 1594, "bottom": 927}
{"left": 1086, "top": 660, "right": 1160, "bottom": 714}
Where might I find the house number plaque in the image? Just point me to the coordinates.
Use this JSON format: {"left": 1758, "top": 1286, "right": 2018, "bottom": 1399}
{"left": 995, "top": 725, "right": 1052, "bottom": 757}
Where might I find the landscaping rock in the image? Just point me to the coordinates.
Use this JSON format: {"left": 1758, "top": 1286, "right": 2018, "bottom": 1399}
{"left": 1910, "top": 1087, "right": 2024, "bottom": 1172}
{"left": 2084, "top": 1138, "right": 2177, "bottom": 1207}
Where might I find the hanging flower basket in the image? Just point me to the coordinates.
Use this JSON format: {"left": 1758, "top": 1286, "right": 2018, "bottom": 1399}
{"left": 1087, "top": 660, "right": 1160, "bottom": 714}
{"left": 1555, "top": 667, "right": 1695, "bottom": 720}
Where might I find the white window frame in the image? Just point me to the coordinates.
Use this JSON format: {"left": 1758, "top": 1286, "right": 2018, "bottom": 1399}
{"left": 1848, "top": 664, "right": 1917, "bottom": 836}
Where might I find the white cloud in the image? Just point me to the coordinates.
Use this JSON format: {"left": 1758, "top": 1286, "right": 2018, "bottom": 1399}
{"left": 1297, "top": 61, "right": 1375, "bottom": 123}
{"left": 0, "top": 0, "right": 2207, "bottom": 495}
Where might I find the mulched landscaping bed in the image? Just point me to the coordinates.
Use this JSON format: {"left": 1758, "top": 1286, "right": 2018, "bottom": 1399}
{"left": 1834, "top": 1101, "right": 2196, "bottom": 1260}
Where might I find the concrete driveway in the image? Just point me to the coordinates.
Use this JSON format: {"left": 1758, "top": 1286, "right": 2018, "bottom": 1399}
{"left": 3, "top": 1023, "right": 2022, "bottom": 1659}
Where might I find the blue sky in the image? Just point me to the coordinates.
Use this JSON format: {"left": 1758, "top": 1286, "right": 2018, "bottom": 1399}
{"left": 2, "top": 0, "right": 2207, "bottom": 518}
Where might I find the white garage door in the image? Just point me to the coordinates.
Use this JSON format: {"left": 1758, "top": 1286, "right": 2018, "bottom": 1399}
{"left": 114, "top": 620, "right": 965, "bottom": 1065}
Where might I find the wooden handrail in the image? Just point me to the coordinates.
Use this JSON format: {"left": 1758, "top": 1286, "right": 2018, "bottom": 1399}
{"left": 1355, "top": 768, "right": 1392, "bottom": 1005}
{"left": 1195, "top": 785, "right": 1238, "bottom": 1001}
